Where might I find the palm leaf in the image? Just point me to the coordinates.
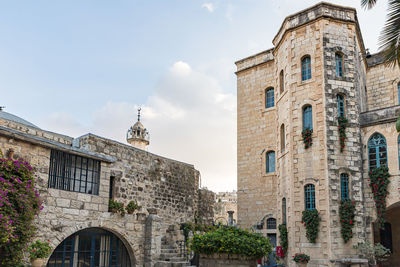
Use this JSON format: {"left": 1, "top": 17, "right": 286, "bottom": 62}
{"left": 361, "top": 0, "right": 378, "bottom": 9}
{"left": 378, "top": 0, "right": 400, "bottom": 67}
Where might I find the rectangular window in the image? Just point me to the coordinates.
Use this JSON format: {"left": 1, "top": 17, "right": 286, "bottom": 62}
{"left": 48, "top": 150, "right": 101, "bottom": 195}
{"left": 336, "top": 53, "right": 343, "bottom": 77}
{"left": 266, "top": 88, "right": 274, "bottom": 108}
{"left": 337, "top": 94, "right": 345, "bottom": 117}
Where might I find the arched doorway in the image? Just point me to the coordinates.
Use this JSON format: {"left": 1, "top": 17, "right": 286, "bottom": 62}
{"left": 373, "top": 202, "right": 400, "bottom": 267}
{"left": 47, "top": 228, "right": 132, "bottom": 267}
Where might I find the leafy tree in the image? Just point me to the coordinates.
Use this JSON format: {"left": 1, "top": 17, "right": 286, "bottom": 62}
{"left": 362, "top": 0, "right": 400, "bottom": 66}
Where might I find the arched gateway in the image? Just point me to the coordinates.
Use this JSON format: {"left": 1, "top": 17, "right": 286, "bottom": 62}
{"left": 47, "top": 228, "right": 132, "bottom": 267}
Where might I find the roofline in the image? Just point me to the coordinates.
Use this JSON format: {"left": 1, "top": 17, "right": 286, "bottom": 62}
{"left": 234, "top": 48, "right": 274, "bottom": 65}
{"left": 0, "top": 126, "right": 116, "bottom": 163}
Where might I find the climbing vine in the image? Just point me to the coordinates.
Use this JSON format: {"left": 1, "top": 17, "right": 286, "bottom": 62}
{"left": 301, "top": 128, "right": 313, "bottom": 149}
{"left": 301, "top": 209, "right": 321, "bottom": 243}
{"left": 278, "top": 223, "right": 288, "bottom": 252}
{"left": 339, "top": 200, "right": 356, "bottom": 243}
{"left": 338, "top": 116, "right": 348, "bottom": 152}
{"left": 368, "top": 166, "right": 390, "bottom": 228}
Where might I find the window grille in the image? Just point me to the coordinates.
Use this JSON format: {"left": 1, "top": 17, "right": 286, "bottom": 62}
{"left": 335, "top": 53, "right": 343, "bottom": 77}
{"left": 266, "top": 218, "right": 276, "bottom": 229}
{"left": 301, "top": 56, "right": 311, "bottom": 81}
{"left": 48, "top": 150, "right": 101, "bottom": 195}
{"left": 337, "top": 94, "right": 345, "bottom": 117}
{"left": 340, "top": 173, "right": 349, "bottom": 201}
{"left": 266, "top": 151, "right": 275, "bottom": 173}
{"left": 368, "top": 133, "right": 387, "bottom": 170}
{"left": 304, "top": 184, "right": 315, "bottom": 210}
{"left": 303, "top": 105, "right": 313, "bottom": 130}
{"left": 266, "top": 88, "right": 274, "bottom": 108}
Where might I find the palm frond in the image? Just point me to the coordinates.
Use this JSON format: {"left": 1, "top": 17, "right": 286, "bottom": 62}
{"left": 378, "top": 0, "right": 400, "bottom": 67}
{"left": 361, "top": 0, "right": 378, "bottom": 9}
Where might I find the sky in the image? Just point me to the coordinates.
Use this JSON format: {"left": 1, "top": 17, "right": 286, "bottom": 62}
{"left": 0, "top": 0, "right": 388, "bottom": 192}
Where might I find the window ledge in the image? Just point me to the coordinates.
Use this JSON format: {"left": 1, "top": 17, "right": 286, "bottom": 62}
{"left": 262, "top": 106, "right": 276, "bottom": 113}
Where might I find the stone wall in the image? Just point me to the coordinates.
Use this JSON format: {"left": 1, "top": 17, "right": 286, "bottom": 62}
{"left": 197, "top": 188, "right": 215, "bottom": 224}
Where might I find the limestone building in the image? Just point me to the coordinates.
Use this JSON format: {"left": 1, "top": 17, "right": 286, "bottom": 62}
{"left": 213, "top": 191, "right": 237, "bottom": 225}
{"left": 0, "top": 109, "right": 213, "bottom": 266}
{"left": 236, "top": 2, "right": 400, "bottom": 266}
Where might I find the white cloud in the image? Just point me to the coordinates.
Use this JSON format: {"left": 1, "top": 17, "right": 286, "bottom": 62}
{"left": 39, "top": 61, "right": 237, "bottom": 192}
{"left": 202, "top": 2, "right": 215, "bottom": 13}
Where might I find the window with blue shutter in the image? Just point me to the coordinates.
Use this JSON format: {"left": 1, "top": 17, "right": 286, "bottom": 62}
{"left": 303, "top": 105, "right": 313, "bottom": 130}
{"left": 301, "top": 56, "right": 311, "bottom": 81}
{"left": 266, "top": 88, "right": 274, "bottom": 108}
{"left": 266, "top": 151, "right": 275, "bottom": 173}
{"left": 368, "top": 133, "right": 387, "bottom": 170}
{"left": 340, "top": 173, "right": 349, "bottom": 201}
{"left": 337, "top": 94, "right": 345, "bottom": 118}
{"left": 304, "top": 184, "right": 315, "bottom": 210}
{"left": 335, "top": 53, "right": 343, "bottom": 77}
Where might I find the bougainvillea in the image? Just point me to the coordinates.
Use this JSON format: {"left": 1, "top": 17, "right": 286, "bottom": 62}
{"left": 368, "top": 166, "right": 390, "bottom": 228}
{"left": 0, "top": 151, "right": 42, "bottom": 265}
{"left": 302, "top": 128, "right": 313, "bottom": 149}
{"left": 301, "top": 209, "right": 321, "bottom": 243}
{"left": 293, "top": 253, "right": 310, "bottom": 263}
{"left": 338, "top": 117, "right": 348, "bottom": 152}
{"left": 278, "top": 223, "right": 288, "bottom": 253}
{"left": 339, "top": 200, "right": 356, "bottom": 243}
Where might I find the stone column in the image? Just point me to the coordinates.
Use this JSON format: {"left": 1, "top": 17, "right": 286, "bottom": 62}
{"left": 144, "top": 208, "right": 161, "bottom": 267}
{"left": 227, "top": 211, "right": 234, "bottom": 226}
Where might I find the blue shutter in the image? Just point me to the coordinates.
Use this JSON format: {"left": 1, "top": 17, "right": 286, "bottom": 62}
{"left": 302, "top": 57, "right": 311, "bottom": 81}
{"left": 305, "top": 184, "right": 315, "bottom": 210}
{"left": 368, "top": 133, "right": 387, "bottom": 170}
{"left": 340, "top": 173, "right": 349, "bottom": 201}
{"left": 336, "top": 53, "right": 343, "bottom": 77}
{"left": 303, "top": 106, "right": 313, "bottom": 130}
{"left": 337, "top": 95, "right": 345, "bottom": 117}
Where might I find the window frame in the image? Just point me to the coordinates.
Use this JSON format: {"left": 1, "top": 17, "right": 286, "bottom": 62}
{"left": 282, "top": 198, "right": 287, "bottom": 224}
{"left": 335, "top": 52, "right": 344, "bottom": 77}
{"left": 337, "top": 94, "right": 345, "bottom": 118}
{"left": 301, "top": 56, "right": 312, "bottom": 81}
{"left": 265, "top": 87, "right": 275, "bottom": 108}
{"left": 340, "top": 173, "right": 350, "bottom": 201}
{"left": 304, "top": 184, "right": 316, "bottom": 210}
{"left": 302, "top": 105, "right": 313, "bottom": 131}
{"left": 266, "top": 218, "right": 277, "bottom": 229}
{"left": 368, "top": 133, "right": 388, "bottom": 170}
{"left": 266, "top": 151, "right": 276, "bottom": 173}
{"left": 48, "top": 149, "right": 101, "bottom": 195}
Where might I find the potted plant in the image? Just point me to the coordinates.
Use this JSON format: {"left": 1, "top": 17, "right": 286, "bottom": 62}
{"left": 354, "top": 241, "right": 391, "bottom": 267}
{"left": 293, "top": 253, "right": 310, "bottom": 266}
{"left": 28, "top": 240, "right": 52, "bottom": 267}
{"left": 126, "top": 200, "right": 141, "bottom": 214}
{"left": 108, "top": 199, "right": 125, "bottom": 216}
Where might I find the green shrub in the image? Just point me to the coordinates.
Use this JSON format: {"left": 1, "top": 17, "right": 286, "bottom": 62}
{"left": 278, "top": 224, "right": 288, "bottom": 252}
{"left": 28, "top": 240, "right": 52, "bottom": 260}
{"left": 368, "top": 166, "right": 390, "bottom": 228}
{"left": 126, "top": 200, "right": 141, "bottom": 214}
{"left": 109, "top": 199, "right": 125, "bottom": 216}
{"left": 190, "top": 226, "right": 272, "bottom": 258}
{"left": 293, "top": 253, "right": 310, "bottom": 263}
{"left": 339, "top": 200, "right": 356, "bottom": 243}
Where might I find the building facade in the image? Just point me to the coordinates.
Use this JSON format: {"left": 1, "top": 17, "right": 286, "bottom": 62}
{"left": 213, "top": 190, "right": 237, "bottom": 225}
{"left": 0, "top": 110, "right": 213, "bottom": 267}
{"left": 236, "top": 3, "right": 400, "bottom": 266}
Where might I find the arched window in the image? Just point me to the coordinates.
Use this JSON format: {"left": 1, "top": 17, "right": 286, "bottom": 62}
{"left": 282, "top": 198, "right": 287, "bottom": 224}
{"left": 303, "top": 105, "right": 313, "bottom": 130}
{"left": 337, "top": 94, "right": 345, "bottom": 118}
{"left": 266, "top": 151, "right": 275, "bottom": 173}
{"left": 265, "top": 88, "right": 274, "bottom": 108}
{"left": 301, "top": 56, "right": 311, "bottom": 81}
{"left": 304, "top": 184, "right": 315, "bottom": 210}
{"left": 335, "top": 53, "right": 344, "bottom": 77}
{"left": 368, "top": 133, "right": 387, "bottom": 170}
{"left": 280, "top": 70, "right": 284, "bottom": 93}
{"left": 340, "top": 173, "right": 349, "bottom": 201}
{"left": 266, "top": 218, "right": 277, "bottom": 229}
{"left": 280, "top": 124, "right": 285, "bottom": 153}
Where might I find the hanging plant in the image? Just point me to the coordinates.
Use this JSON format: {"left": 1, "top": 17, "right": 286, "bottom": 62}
{"left": 301, "top": 209, "right": 321, "bottom": 243}
{"left": 339, "top": 200, "right": 356, "bottom": 243}
{"left": 278, "top": 224, "right": 288, "bottom": 253}
{"left": 368, "top": 166, "right": 390, "bottom": 228}
{"left": 301, "top": 128, "right": 313, "bottom": 149}
{"left": 338, "top": 116, "right": 348, "bottom": 152}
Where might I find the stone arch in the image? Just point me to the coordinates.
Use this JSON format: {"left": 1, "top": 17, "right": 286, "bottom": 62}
{"left": 45, "top": 220, "right": 138, "bottom": 266}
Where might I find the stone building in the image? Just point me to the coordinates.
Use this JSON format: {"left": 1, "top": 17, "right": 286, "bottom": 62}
{"left": 213, "top": 191, "right": 237, "bottom": 226}
{"left": 0, "top": 109, "right": 214, "bottom": 266}
{"left": 236, "top": 2, "right": 400, "bottom": 266}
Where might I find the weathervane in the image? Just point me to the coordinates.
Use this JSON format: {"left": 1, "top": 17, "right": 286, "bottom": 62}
{"left": 137, "top": 107, "right": 141, "bottom": 122}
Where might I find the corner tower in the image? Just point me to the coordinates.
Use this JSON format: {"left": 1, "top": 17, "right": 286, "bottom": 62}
{"left": 127, "top": 108, "right": 150, "bottom": 150}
